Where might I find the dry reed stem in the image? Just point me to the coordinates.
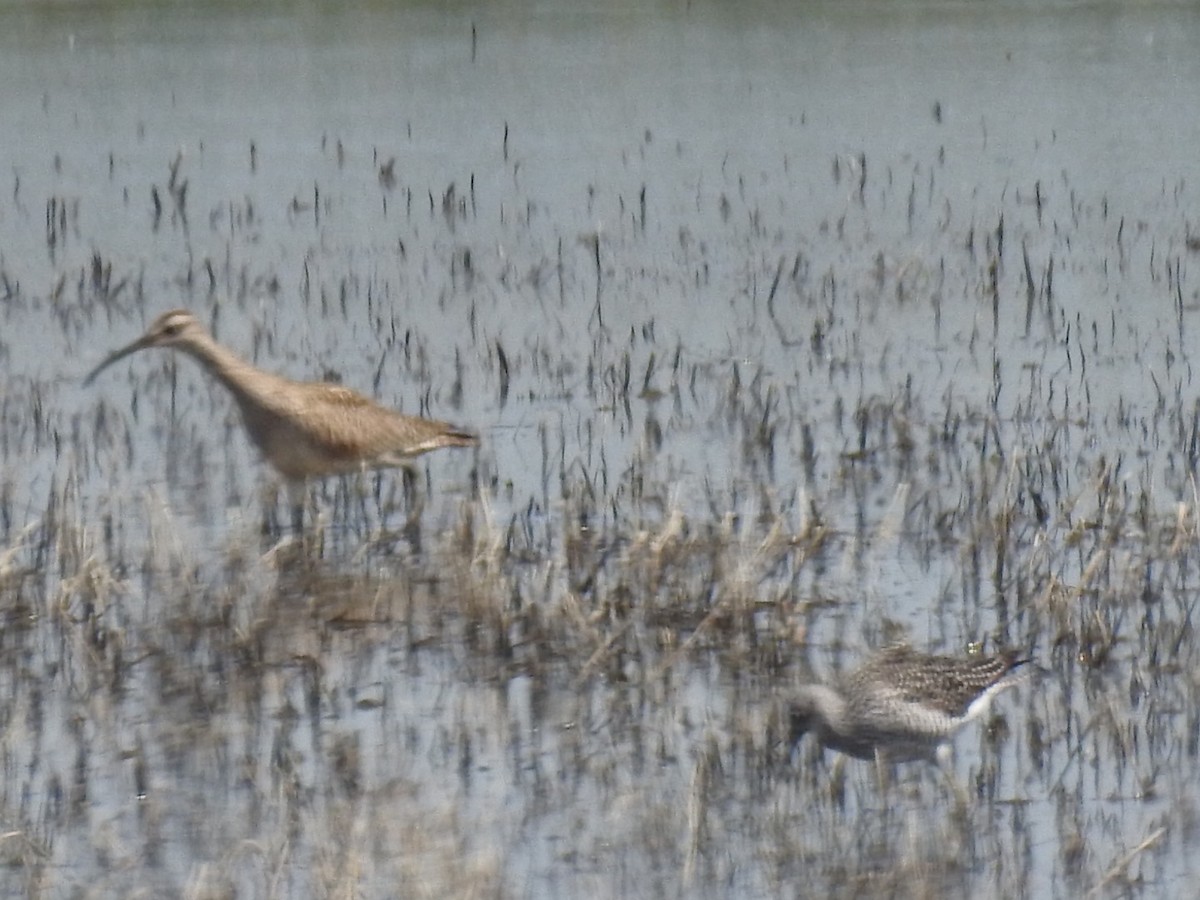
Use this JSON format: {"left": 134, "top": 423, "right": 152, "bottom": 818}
{"left": 1084, "top": 824, "right": 1167, "bottom": 898}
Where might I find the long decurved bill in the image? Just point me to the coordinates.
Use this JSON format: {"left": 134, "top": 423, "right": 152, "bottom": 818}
{"left": 83, "top": 333, "right": 158, "bottom": 386}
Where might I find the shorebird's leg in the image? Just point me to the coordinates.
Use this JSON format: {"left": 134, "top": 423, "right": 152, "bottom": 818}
{"left": 934, "top": 744, "right": 970, "bottom": 811}
{"left": 829, "top": 753, "right": 849, "bottom": 807}
{"left": 873, "top": 748, "right": 891, "bottom": 795}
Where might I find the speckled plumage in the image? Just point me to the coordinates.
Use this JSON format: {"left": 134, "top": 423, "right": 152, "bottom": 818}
{"left": 84, "top": 309, "right": 479, "bottom": 481}
{"left": 789, "top": 644, "right": 1028, "bottom": 765}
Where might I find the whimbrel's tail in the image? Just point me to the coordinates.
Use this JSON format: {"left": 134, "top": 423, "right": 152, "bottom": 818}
{"left": 437, "top": 429, "right": 480, "bottom": 449}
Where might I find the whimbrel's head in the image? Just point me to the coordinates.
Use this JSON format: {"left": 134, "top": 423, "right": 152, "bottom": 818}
{"left": 83, "top": 309, "right": 208, "bottom": 385}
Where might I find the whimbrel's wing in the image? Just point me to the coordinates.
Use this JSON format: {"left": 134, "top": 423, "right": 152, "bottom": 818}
{"left": 295, "top": 383, "right": 478, "bottom": 465}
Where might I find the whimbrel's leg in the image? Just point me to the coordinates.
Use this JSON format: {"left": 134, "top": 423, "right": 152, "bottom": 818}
{"left": 286, "top": 480, "right": 308, "bottom": 533}
{"left": 401, "top": 465, "right": 419, "bottom": 513}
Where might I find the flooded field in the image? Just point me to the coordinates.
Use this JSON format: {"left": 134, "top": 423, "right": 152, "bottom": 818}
{"left": 2, "top": 0, "right": 1200, "bottom": 897}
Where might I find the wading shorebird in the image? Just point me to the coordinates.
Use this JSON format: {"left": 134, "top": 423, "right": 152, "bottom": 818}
{"left": 789, "top": 644, "right": 1029, "bottom": 803}
{"left": 84, "top": 309, "right": 479, "bottom": 528}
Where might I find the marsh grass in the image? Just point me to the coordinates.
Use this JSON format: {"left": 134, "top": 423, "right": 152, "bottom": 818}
{"left": 4, "top": 419, "right": 1196, "bottom": 897}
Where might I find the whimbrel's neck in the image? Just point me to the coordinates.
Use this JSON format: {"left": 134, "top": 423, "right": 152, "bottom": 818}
{"left": 176, "top": 331, "right": 284, "bottom": 408}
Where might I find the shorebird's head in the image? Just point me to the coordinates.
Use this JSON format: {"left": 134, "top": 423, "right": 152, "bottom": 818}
{"left": 787, "top": 689, "right": 822, "bottom": 748}
{"left": 83, "top": 309, "right": 207, "bottom": 385}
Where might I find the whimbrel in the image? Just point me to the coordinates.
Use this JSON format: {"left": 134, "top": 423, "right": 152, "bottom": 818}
{"left": 84, "top": 309, "right": 479, "bottom": 526}
{"left": 789, "top": 644, "right": 1028, "bottom": 802}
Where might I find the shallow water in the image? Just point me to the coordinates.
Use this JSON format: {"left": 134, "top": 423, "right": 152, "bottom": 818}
{"left": 1, "top": 0, "right": 1199, "bottom": 897}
